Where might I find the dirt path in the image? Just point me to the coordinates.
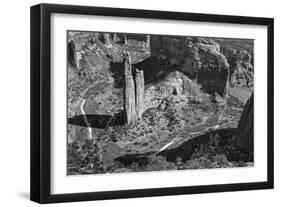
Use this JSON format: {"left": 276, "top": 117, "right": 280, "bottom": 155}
{"left": 80, "top": 99, "right": 94, "bottom": 142}
{"left": 155, "top": 104, "right": 228, "bottom": 154}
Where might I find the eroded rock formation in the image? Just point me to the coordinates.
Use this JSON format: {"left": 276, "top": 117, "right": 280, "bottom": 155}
{"left": 123, "top": 52, "right": 145, "bottom": 123}
{"left": 144, "top": 71, "right": 205, "bottom": 110}
{"left": 123, "top": 52, "right": 137, "bottom": 123}
{"left": 135, "top": 69, "right": 145, "bottom": 118}
{"left": 102, "top": 33, "right": 111, "bottom": 46}
{"left": 124, "top": 34, "right": 128, "bottom": 45}
{"left": 236, "top": 93, "right": 254, "bottom": 151}
{"left": 221, "top": 47, "right": 254, "bottom": 87}
{"left": 112, "top": 33, "right": 118, "bottom": 42}
{"left": 146, "top": 35, "right": 150, "bottom": 48}
{"left": 67, "top": 40, "right": 76, "bottom": 66}
{"left": 150, "top": 36, "right": 230, "bottom": 96}
{"left": 67, "top": 40, "right": 83, "bottom": 70}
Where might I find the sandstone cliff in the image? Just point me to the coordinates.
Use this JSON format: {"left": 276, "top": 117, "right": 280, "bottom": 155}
{"left": 236, "top": 93, "right": 254, "bottom": 151}
{"left": 150, "top": 36, "right": 230, "bottom": 96}
{"left": 220, "top": 47, "right": 254, "bottom": 87}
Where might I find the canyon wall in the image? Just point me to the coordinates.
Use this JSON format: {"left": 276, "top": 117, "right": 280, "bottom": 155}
{"left": 150, "top": 36, "right": 230, "bottom": 96}
{"left": 236, "top": 93, "right": 254, "bottom": 151}
{"left": 220, "top": 47, "right": 254, "bottom": 87}
{"left": 144, "top": 71, "right": 205, "bottom": 111}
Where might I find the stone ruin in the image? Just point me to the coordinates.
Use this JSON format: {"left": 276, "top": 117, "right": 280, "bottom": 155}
{"left": 123, "top": 52, "right": 145, "bottom": 124}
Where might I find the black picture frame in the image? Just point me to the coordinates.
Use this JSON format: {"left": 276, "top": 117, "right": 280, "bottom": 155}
{"left": 30, "top": 3, "right": 274, "bottom": 204}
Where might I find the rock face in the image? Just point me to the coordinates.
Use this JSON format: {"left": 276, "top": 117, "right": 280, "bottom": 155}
{"left": 146, "top": 35, "right": 150, "bottom": 48}
{"left": 112, "top": 33, "right": 118, "bottom": 42}
{"left": 144, "top": 71, "right": 205, "bottom": 110}
{"left": 124, "top": 34, "right": 128, "bottom": 45}
{"left": 123, "top": 52, "right": 137, "bottom": 123}
{"left": 221, "top": 47, "right": 254, "bottom": 87}
{"left": 67, "top": 40, "right": 83, "bottom": 69}
{"left": 123, "top": 52, "right": 145, "bottom": 123}
{"left": 102, "top": 33, "right": 111, "bottom": 46}
{"left": 67, "top": 40, "right": 76, "bottom": 66}
{"left": 135, "top": 69, "right": 145, "bottom": 118}
{"left": 150, "top": 36, "right": 230, "bottom": 96}
{"left": 236, "top": 94, "right": 253, "bottom": 151}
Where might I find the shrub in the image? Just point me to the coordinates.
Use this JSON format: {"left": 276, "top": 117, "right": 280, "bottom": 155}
{"left": 67, "top": 140, "right": 104, "bottom": 175}
{"left": 121, "top": 155, "right": 176, "bottom": 172}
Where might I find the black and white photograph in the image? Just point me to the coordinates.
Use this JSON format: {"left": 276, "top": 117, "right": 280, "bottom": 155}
{"left": 67, "top": 31, "right": 254, "bottom": 175}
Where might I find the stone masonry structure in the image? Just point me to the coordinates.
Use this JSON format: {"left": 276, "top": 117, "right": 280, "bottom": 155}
{"left": 123, "top": 52, "right": 145, "bottom": 123}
